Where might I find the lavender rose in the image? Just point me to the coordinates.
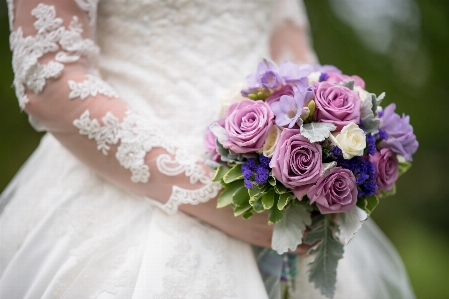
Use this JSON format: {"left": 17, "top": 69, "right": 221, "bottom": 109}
{"left": 379, "top": 103, "right": 418, "bottom": 161}
{"left": 223, "top": 100, "right": 274, "bottom": 154}
{"left": 313, "top": 82, "right": 361, "bottom": 131}
{"left": 327, "top": 72, "right": 365, "bottom": 89}
{"left": 307, "top": 167, "right": 358, "bottom": 214}
{"left": 370, "top": 148, "right": 399, "bottom": 194}
{"left": 269, "top": 128, "right": 322, "bottom": 199}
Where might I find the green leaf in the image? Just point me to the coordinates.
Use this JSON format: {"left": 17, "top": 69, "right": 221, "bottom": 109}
{"left": 223, "top": 164, "right": 244, "bottom": 184}
{"left": 212, "top": 165, "right": 230, "bottom": 182}
{"left": 398, "top": 160, "right": 412, "bottom": 176}
{"left": 273, "top": 183, "right": 288, "bottom": 194}
{"left": 261, "top": 189, "right": 275, "bottom": 209}
{"left": 268, "top": 176, "right": 277, "bottom": 186}
{"left": 242, "top": 209, "right": 254, "bottom": 219}
{"left": 269, "top": 195, "right": 283, "bottom": 224}
{"left": 277, "top": 192, "right": 293, "bottom": 210}
{"left": 217, "top": 181, "right": 242, "bottom": 208}
{"left": 356, "top": 196, "right": 379, "bottom": 215}
{"left": 377, "top": 184, "right": 396, "bottom": 199}
{"left": 252, "top": 197, "right": 265, "bottom": 212}
{"left": 249, "top": 185, "right": 267, "bottom": 203}
{"left": 232, "top": 186, "right": 250, "bottom": 207}
{"left": 305, "top": 215, "right": 344, "bottom": 298}
{"left": 272, "top": 204, "right": 312, "bottom": 253}
{"left": 234, "top": 203, "right": 252, "bottom": 216}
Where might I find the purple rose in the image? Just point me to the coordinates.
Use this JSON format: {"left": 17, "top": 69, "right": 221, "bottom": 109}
{"left": 313, "top": 82, "right": 361, "bottom": 131}
{"left": 379, "top": 103, "right": 418, "bottom": 161}
{"left": 307, "top": 167, "right": 358, "bottom": 214}
{"left": 224, "top": 100, "right": 274, "bottom": 153}
{"left": 327, "top": 72, "right": 365, "bottom": 89}
{"left": 269, "top": 128, "right": 322, "bottom": 199}
{"left": 370, "top": 148, "right": 398, "bottom": 194}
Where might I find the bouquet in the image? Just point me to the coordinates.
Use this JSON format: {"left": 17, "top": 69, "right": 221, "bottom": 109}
{"left": 205, "top": 60, "right": 418, "bottom": 298}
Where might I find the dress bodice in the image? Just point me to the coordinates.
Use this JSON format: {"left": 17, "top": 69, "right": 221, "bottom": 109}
{"left": 97, "top": 0, "right": 273, "bottom": 153}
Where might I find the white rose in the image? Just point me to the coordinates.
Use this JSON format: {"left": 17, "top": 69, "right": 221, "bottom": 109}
{"left": 219, "top": 84, "right": 247, "bottom": 118}
{"left": 307, "top": 71, "right": 321, "bottom": 86}
{"left": 354, "top": 86, "right": 369, "bottom": 102}
{"left": 260, "top": 125, "right": 282, "bottom": 157}
{"left": 329, "top": 122, "right": 366, "bottom": 159}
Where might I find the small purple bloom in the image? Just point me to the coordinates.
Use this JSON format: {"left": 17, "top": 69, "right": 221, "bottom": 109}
{"left": 244, "top": 179, "right": 255, "bottom": 189}
{"left": 246, "top": 60, "right": 283, "bottom": 90}
{"left": 270, "top": 85, "right": 313, "bottom": 128}
{"left": 379, "top": 104, "right": 418, "bottom": 161}
{"left": 319, "top": 73, "right": 329, "bottom": 82}
{"left": 366, "top": 134, "right": 376, "bottom": 156}
{"left": 278, "top": 61, "right": 311, "bottom": 85}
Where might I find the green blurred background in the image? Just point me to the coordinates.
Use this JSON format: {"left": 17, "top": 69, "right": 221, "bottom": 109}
{"left": 0, "top": 1, "right": 448, "bottom": 298}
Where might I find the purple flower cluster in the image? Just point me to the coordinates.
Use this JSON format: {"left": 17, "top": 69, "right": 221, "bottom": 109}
{"left": 242, "top": 155, "right": 272, "bottom": 189}
{"left": 366, "top": 134, "right": 376, "bottom": 156}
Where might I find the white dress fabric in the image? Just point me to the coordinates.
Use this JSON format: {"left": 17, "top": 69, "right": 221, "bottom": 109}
{"left": 0, "top": 0, "right": 415, "bottom": 298}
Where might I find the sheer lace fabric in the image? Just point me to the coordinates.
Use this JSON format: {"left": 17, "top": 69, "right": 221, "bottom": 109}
{"left": 8, "top": 0, "right": 222, "bottom": 213}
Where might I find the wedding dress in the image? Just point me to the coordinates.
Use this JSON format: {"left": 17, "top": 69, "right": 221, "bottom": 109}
{"left": 0, "top": 0, "right": 415, "bottom": 298}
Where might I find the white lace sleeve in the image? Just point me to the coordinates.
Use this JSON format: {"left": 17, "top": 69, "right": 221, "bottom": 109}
{"left": 7, "top": 0, "right": 221, "bottom": 214}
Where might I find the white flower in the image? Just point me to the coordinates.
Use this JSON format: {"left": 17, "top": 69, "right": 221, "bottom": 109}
{"left": 219, "top": 84, "right": 246, "bottom": 118}
{"left": 329, "top": 122, "right": 366, "bottom": 159}
{"left": 307, "top": 71, "right": 321, "bottom": 86}
{"left": 355, "top": 85, "right": 369, "bottom": 102}
{"left": 260, "top": 125, "right": 282, "bottom": 157}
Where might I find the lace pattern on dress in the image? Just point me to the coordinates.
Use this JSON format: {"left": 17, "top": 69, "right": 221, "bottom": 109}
{"left": 68, "top": 74, "right": 119, "bottom": 100}
{"left": 73, "top": 109, "right": 221, "bottom": 212}
{"left": 75, "top": 0, "right": 99, "bottom": 28}
{"left": 10, "top": 3, "right": 100, "bottom": 108}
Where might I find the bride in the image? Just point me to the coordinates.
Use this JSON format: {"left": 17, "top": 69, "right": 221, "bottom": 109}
{"left": 0, "top": 0, "right": 415, "bottom": 298}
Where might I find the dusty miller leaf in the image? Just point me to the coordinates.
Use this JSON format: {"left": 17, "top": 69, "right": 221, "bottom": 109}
{"left": 300, "top": 122, "right": 337, "bottom": 143}
{"left": 360, "top": 96, "right": 380, "bottom": 134}
{"left": 338, "top": 79, "right": 354, "bottom": 90}
{"left": 321, "top": 161, "right": 337, "bottom": 176}
{"left": 209, "top": 123, "right": 228, "bottom": 144}
{"left": 272, "top": 204, "right": 312, "bottom": 254}
{"left": 304, "top": 215, "right": 344, "bottom": 298}
{"left": 337, "top": 206, "right": 368, "bottom": 244}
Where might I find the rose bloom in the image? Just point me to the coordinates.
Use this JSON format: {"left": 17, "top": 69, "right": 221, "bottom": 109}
{"left": 327, "top": 72, "right": 365, "bottom": 89}
{"left": 370, "top": 148, "right": 399, "bottom": 193}
{"left": 313, "top": 82, "right": 361, "bottom": 131}
{"left": 223, "top": 100, "right": 274, "bottom": 153}
{"left": 379, "top": 103, "right": 418, "bottom": 161}
{"left": 269, "top": 128, "right": 322, "bottom": 199}
{"left": 260, "top": 125, "right": 282, "bottom": 157}
{"left": 307, "top": 167, "right": 358, "bottom": 214}
{"left": 329, "top": 122, "right": 366, "bottom": 159}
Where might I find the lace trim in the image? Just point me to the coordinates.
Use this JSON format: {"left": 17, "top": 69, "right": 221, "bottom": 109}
{"left": 69, "top": 74, "right": 119, "bottom": 100}
{"left": 10, "top": 4, "right": 100, "bottom": 108}
{"left": 75, "top": 0, "right": 99, "bottom": 28}
{"left": 162, "top": 183, "right": 222, "bottom": 214}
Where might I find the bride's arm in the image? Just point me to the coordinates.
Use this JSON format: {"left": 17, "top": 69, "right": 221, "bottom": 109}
{"left": 7, "top": 0, "right": 281, "bottom": 249}
{"left": 270, "top": 0, "right": 318, "bottom": 64}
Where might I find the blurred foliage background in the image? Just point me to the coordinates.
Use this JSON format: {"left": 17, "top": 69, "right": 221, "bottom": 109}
{"left": 0, "top": 0, "right": 448, "bottom": 298}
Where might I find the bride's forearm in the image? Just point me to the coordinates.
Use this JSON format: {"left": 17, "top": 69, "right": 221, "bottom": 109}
{"left": 270, "top": 20, "right": 316, "bottom": 64}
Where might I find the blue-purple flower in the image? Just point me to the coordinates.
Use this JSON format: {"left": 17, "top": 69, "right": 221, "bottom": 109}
{"left": 379, "top": 104, "right": 418, "bottom": 161}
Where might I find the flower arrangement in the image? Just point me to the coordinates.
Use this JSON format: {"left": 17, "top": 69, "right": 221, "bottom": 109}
{"left": 205, "top": 60, "right": 418, "bottom": 298}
